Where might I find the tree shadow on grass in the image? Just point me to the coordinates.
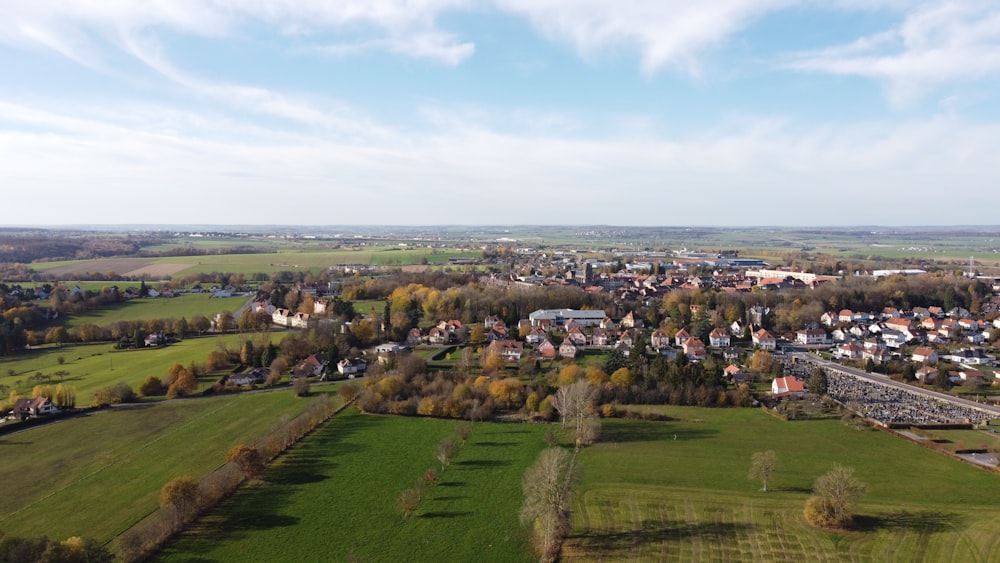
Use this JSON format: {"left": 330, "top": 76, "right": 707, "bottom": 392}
{"left": 473, "top": 441, "right": 517, "bottom": 447}
{"left": 571, "top": 519, "right": 752, "bottom": 557}
{"left": 454, "top": 459, "right": 511, "bottom": 468}
{"left": 854, "top": 510, "right": 964, "bottom": 533}
{"left": 602, "top": 421, "right": 718, "bottom": 443}
{"left": 419, "top": 511, "right": 474, "bottom": 519}
{"left": 436, "top": 481, "right": 465, "bottom": 487}
{"left": 430, "top": 495, "right": 467, "bottom": 502}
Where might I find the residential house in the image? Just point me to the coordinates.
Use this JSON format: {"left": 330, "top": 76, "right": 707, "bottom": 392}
{"left": 795, "top": 329, "right": 829, "bottom": 346}
{"left": 820, "top": 311, "right": 839, "bottom": 327}
{"left": 709, "top": 328, "right": 731, "bottom": 348}
{"left": 752, "top": 329, "right": 777, "bottom": 350}
{"left": 406, "top": 327, "right": 423, "bottom": 347}
{"left": 959, "top": 369, "right": 986, "bottom": 382}
{"left": 295, "top": 354, "right": 325, "bottom": 377}
{"left": 566, "top": 326, "right": 588, "bottom": 346}
{"left": 915, "top": 366, "right": 937, "bottom": 383}
{"left": 290, "top": 312, "right": 312, "bottom": 329}
{"left": 428, "top": 326, "right": 449, "bottom": 345}
{"left": 683, "top": 338, "right": 706, "bottom": 361}
{"left": 538, "top": 339, "right": 557, "bottom": 359}
{"left": 11, "top": 397, "right": 58, "bottom": 419}
{"left": 911, "top": 346, "right": 938, "bottom": 365}
{"left": 880, "top": 328, "right": 908, "bottom": 349}
{"left": 228, "top": 367, "right": 269, "bottom": 386}
{"left": 590, "top": 328, "right": 609, "bottom": 347}
{"left": 337, "top": 358, "right": 367, "bottom": 377}
{"left": 730, "top": 319, "right": 746, "bottom": 337}
{"left": 835, "top": 342, "right": 862, "bottom": 360}
{"left": 650, "top": 329, "right": 671, "bottom": 349}
{"left": 674, "top": 328, "right": 691, "bottom": 347}
{"left": 771, "top": 376, "right": 806, "bottom": 398}
{"left": 943, "top": 348, "right": 996, "bottom": 366}
{"left": 252, "top": 300, "right": 277, "bottom": 316}
{"left": 559, "top": 340, "right": 579, "bottom": 359}
{"left": 272, "top": 308, "right": 291, "bottom": 327}
{"left": 487, "top": 340, "right": 524, "bottom": 363}
{"left": 838, "top": 309, "right": 854, "bottom": 324}
{"left": 613, "top": 340, "right": 632, "bottom": 357}
{"left": 526, "top": 327, "right": 547, "bottom": 345}
{"left": 723, "top": 364, "right": 744, "bottom": 381}
{"left": 620, "top": 311, "right": 642, "bottom": 329}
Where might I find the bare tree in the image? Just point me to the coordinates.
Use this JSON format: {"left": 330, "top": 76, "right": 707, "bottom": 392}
{"left": 436, "top": 437, "right": 458, "bottom": 470}
{"left": 520, "top": 447, "right": 579, "bottom": 562}
{"left": 551, "top": 380, "right": 600, "bottom": 448}
{"left": 748, "top": 450, "right": 780, "bottom": 492}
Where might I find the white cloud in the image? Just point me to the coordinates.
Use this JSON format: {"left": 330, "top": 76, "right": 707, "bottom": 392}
{"left": 787, "top": 1, "right": 1000, "bottom": 105}
{"left": 3, "top": 95, "right": 999, "bottom": 225}
{"left": 495, "top": 0, "right": 795, "bottom": 75}
{"left": 0, "top": 1, "right": 474, "bottom": 66}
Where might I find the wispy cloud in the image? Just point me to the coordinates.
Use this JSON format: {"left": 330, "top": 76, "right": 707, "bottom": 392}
{"left": 0, "top": 1, "right": 475, "bottom": 66}
{"left": 786, "top": 1, "right": 1000, "bottom": 106}
{"left": 495, "top": 0, "right": 795, "bottom": 76}
{"left": 3, "top": 95, "right": 999, "bottom": 225}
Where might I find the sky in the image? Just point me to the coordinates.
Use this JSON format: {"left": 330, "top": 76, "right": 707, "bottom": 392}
{"left": 2, "top": 1, "right": 1000, "bottom": 227}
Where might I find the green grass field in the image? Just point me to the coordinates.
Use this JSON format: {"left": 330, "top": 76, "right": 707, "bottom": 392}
{"left": 0, "top": 391, "right": 338, "bottom": 543}
{"left": 31, "top": 248, "right": 480, "bottom": 279}
{"left": 156, "top": 409, "right": 547, "bottom": 563}
{"left": 565, "top": 406, "right": 1000, "bottom": 561}
{"left": 60, "top": 294, "right": 249, "bottom": 331}
{"left": 0, "top": 333, "right": 282, "bottom": 401}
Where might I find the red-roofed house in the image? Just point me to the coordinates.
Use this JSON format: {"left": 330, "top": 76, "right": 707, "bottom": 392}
{"left": 709, "top": 328, "right": 731, "bottom": 348}
{"left": 771, "top": 376, "right": 806, "bottom": 398}
{"left": 674, "top": 328, "right": 691, "bottom": 346}
{"left": 683, "top": 338, "right": 706, "bottom": 361}
{"left": 752, "top": 329, "right": 777, "bottom": 350}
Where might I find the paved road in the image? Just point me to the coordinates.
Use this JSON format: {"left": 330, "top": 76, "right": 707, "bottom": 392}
{"left": 791, "top": 352, "right": 1000, "bottom": 418}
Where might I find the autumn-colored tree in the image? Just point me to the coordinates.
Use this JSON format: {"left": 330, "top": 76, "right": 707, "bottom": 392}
{"left": 139, "top": 375, "right": 165, "bottom": 396}
{"left": 227, "top": 445, "right": 265, "bottom": 479}
{"left": 159, "top": 476, "right": 200, "bottom": 521}
{"left": 804, "top": 464, "right": 867, "bottom": 528}
{"left": 586, "top": 367, "right": 609, "bottom": 387}
{"left": 32, "top": 384, "right": 53, "bottom": 399}
{"left": 488, "top": 377, "right": 524, "bottom": 409}
{"left": 610, "top": 367, "right": 634, "bottom": 388}
{"left": 469, "top": 324, "right": 486, "bottom": 343}
{"left": 167, "top": 369, "right": 197, "bottom": 398}
{"left": 751, "top": 350, "right": 774, "bottom": 374}
{"left": 557, "top": 364, "right": 584, "bottom": 386}
{"left": 54, "top": 383, "right": 76, "bottom": 408}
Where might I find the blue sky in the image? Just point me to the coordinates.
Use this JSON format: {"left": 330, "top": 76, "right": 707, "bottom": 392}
{"left": 2, "top": 1, "right": 1000, "bottom": 226}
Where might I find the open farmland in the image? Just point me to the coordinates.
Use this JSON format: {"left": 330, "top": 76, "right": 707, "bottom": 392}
{"left": 0, "top": 391, "right": 340, "bottom": 543}
{"left": 157, "top": 409, "right": 546, "bottom": 563}
{"left": 60, "top": 293, "right": 250, "bottom": 331}
{"left": 0, "top": 333, "right": 282, "bottom": 400}
{"left": 564, "top": 407, "right": 1000, "bottom": 561}
{"left": 30, "top": 247, "right": 480, "bottom": 279}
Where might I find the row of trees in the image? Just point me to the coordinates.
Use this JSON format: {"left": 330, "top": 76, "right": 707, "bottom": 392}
{"left": 397, "top": 423, "right": 474, "bottom": 518}
{"left": 115, "top": 393, "right": 345, "bottom": 561}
